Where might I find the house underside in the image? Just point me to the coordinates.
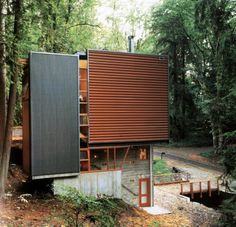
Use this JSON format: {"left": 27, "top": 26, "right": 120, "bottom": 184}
{"left": 23, "top": 50, "right": 168, "bottom": 207}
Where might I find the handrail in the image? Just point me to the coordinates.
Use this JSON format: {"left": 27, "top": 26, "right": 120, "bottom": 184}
{"left": 122, "top": 183, "right": 138, "bottom": 196}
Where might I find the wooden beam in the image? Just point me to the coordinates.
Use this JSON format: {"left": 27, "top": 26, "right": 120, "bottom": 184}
{"left": 107, "top": 148, "right": 109, "bottom": 170}
{"left": 88, "top": 147, "right": 91, "bottom": 172}
{"left": 121, "top": 146, "right": 130, "bottom": 169}
{"left": 18, "top": 58, "right": 28, "bottom": 65}
{"left": 80, "top": 60, "right": 87, "bottom": 69}
{"left": 114, "top": 147, "right": 116, "bottom": 169}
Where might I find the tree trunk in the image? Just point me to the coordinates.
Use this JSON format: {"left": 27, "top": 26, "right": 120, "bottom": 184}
{"left": 172, "top": 43, "right": 179, "bottom": 141}
{"left": 211, "top": 112, "right": 223, "bottom": 154}
{"left": 0, "top": 0, "right": 23, "bottom": 197}
{"left": 180, "top": 44, "right": 185, "bottom": 138}
{"left": 218, "top": 125, "right": 223, "bottom": 151}
{"left": 0, "top": 0, "right": 7, "bottom": 196}
{"left": 211, "top": 121, "right": 219, "bottom": 153}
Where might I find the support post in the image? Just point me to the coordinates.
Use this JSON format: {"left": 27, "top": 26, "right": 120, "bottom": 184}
{"left": 121, "top": 146, "right": 130, "bottom": 169}
{"left": 190, "top": 182, "right": 194, "bottom": 199}
{"left": 114, "top": 147, "right": 116, "bottom": 169}
{"left": 208, "top": 181, "right": 211, "bottom": 197}
{"left": 199, "top": 182, "right": 202, "bottom": 198}
{"left": 107, "top": 148, "right": 109, "bottom": 170}
{"left": 88, "top": 147, "right": 90, "bottom": 172}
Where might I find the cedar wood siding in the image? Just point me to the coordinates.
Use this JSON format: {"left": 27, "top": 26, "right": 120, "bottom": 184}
{"left": 88, "top": 50, "right": 168, "bottom": 144}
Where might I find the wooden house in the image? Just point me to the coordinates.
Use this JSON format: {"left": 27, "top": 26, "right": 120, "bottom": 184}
{"left": 23, "top": 50, "right": 169, "bottom": 207}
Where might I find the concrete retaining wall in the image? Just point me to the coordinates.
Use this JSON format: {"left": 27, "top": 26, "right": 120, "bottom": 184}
{"left": 54, "top": 170, "right": 122, "bottom": 198}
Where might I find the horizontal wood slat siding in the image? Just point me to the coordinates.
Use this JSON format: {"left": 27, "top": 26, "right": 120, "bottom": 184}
{"left": 88, "top": 50, "right": 168, "bottom": 144}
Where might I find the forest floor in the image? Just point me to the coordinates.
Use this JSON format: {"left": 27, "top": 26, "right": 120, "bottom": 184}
{"left": 0, "top": 146, "right": 222, "bottom": 226}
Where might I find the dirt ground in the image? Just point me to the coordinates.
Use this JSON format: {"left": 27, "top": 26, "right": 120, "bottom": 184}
{"left": 0, "top": 164, "right": 192, "bottom": 227}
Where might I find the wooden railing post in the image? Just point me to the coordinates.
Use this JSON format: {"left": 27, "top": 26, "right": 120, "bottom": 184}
{"left": 199, "top": 182, "right": 202, "bottom": 198}
{"left": 208, "top": 181, "right": 211, "bottom": 197}
{"left": 180, "top": 184, "right": 183, "bottom": 195}
{"left": 190, "top": 182, "right": 194, "bottom": 199}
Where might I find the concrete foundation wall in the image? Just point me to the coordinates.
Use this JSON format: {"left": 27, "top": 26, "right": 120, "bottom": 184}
{"left": 54, "top": 146, "right": 152, "bottom": 207}
{"left": 54, "top": 170, "right": 122, "bottom": 198}
{"left": 121, "top": 147, "right": 151, "bottom": 206}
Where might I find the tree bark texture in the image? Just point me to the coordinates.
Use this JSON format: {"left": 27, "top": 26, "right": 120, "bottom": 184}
{"left": 0, "top": 0, "right": 7, "bottom": 196}
{"left": 0, "top": 0, "right": 23, "bottom": 196}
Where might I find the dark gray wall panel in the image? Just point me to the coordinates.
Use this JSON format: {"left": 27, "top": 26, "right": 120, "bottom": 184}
{"left": 30, "top": 52, "right": 79, "bottom": 178}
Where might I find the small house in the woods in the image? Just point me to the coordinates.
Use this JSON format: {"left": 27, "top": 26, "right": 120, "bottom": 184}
{"left": 22, "top": 50, "right": 169, "bottom": 207}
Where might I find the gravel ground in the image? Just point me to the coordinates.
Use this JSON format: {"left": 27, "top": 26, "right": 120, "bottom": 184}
{"left": 154, "top": 186, "right": 221, "bottom": 227}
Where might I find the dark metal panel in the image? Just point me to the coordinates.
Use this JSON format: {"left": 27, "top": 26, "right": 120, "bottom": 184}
{"left": 30, "top": 52, "right": 79, "bottom": 178}
{"left": 88, "top": 50, "right": 169, "bottom": 144}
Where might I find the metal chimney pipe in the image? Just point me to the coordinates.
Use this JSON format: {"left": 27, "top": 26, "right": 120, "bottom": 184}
{"left": 128, "top": 35, "right": 135, "bottom": 53}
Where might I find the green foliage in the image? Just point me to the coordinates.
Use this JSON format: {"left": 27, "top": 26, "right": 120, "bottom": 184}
{"left": 153, "top": 158, "right": 171, "bottom": 175}
{"left": 58, "top": 186, "right": 126, "bottom": 226}
{"left": 21, "top": 0, "right": 99, "bottom": 55}
{"left": 151, "top": 0, "right": 236, "bottom": 150}
{"left": 220, "top": 146, "right": 236, "bottom": 180}
{"left": 200, "top": 150, "right": 216, "bottom": 159}
{"left": 151, "top": 0, "right": 201, "bottom": 141}
{"left": 149, "top": 220, "right": 160, "bottom": 227}
{"left": 219, "top": 194, "right": 236, "bottom": 227}
{"left": 218, "top": 130, "right": 236, "bottom": 225}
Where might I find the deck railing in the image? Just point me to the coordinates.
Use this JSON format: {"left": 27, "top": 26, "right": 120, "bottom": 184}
{"left": 180, "top": 180, "right": 220, "bottom": 198}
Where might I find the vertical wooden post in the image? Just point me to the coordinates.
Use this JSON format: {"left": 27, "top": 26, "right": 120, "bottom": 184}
{"left": 199, "top": 182, "right": 202, "bottom": 198}
{"left": 114, "top": 147, "right": 116, "bottom": 169}
{"left": 88, "top": 147, "right": 90, "bottom": 172}
{"left": 208, "top": 181, "right": 211, "bottom": 197}
{"left": 121, "top": 146, "right": 130, "bottom": 169}
{"left": 180, "top": 184, "right": 183, "bottom": 195}
{"left": 107, "top": 148, "right": 109, "bottom": 170}
{"left": 190, "top": 182, "right": 194, "bottom": 199}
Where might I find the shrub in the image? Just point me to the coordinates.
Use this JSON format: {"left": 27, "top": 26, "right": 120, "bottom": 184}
{"left": 153, "top": 158, "right": 172, "bottom": 175}
{"left": 58, "top": 186, "right": 126, "bottom": 226}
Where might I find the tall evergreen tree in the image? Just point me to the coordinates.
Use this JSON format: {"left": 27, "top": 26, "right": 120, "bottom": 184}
{"left": 194, "top": 0, "right": 236, "bottom": 152}
{"left": 151, "top": 0, "right": 196, "bottom": 141}
{"left": 0, "top": 0, "right": 24, "bottom": 196}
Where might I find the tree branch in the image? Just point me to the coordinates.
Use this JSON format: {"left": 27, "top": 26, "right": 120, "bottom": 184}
{"left": 67, "top": 23, "right": 101, "bottom": 29}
